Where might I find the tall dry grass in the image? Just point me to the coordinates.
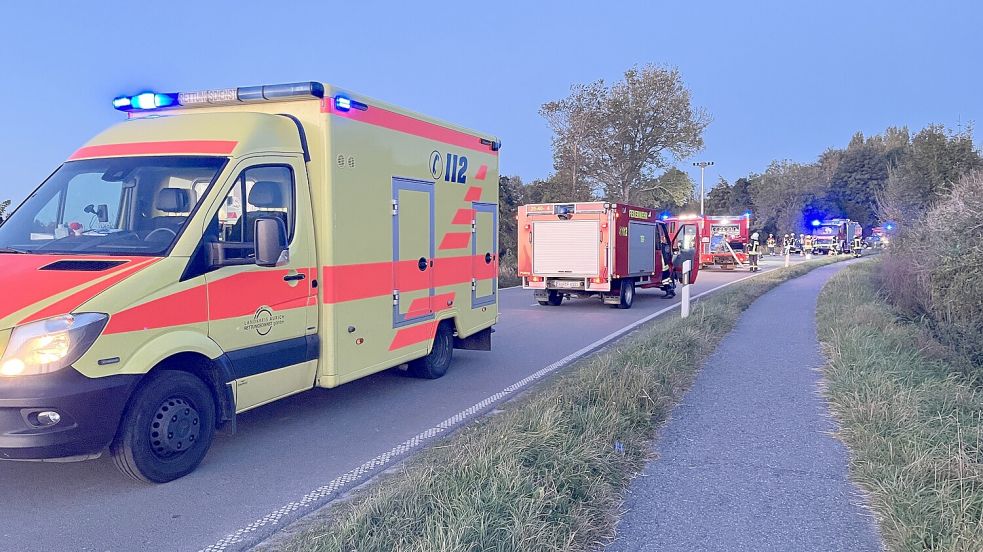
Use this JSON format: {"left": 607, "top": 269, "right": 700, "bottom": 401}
{"left": 882, "top": 171, "right": 983, "bottom": 371}
{"left": 820, "top": 261, "right": 983, "bottom": 551}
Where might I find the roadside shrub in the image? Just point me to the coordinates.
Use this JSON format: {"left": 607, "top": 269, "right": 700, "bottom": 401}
{"left": 498, "top": 251, "right": 520, "bottom": 288}
{"left": 882, "top": 171, "right": 983, "bottom": 371}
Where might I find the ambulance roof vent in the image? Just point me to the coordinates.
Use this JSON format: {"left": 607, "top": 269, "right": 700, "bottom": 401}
{"left": 113, "top": 81, "right": 325, "bottom": 112}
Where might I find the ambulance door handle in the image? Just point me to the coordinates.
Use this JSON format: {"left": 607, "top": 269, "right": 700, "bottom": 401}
{"left": 418, "top": 257, "right": 429, "bottom": 271}
{"left": 283, "top": 274, "right": 306, "bottom": 282}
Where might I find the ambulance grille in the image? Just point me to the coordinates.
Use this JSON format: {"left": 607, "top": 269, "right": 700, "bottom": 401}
{"left": 532, "top": 220, "right": 599, "bottom": 275}
{"left": 40, "top": 260, "right": 128, "bottom": 272}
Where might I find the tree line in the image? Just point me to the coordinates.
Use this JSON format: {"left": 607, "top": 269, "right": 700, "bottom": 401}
{"left": 500, "top": 64, "right": 982, "bottom": 256}
{"left": 705, "top": 125, "right": 982, "bottom": 235}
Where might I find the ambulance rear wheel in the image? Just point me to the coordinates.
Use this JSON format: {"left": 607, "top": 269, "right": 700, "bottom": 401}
{"left": 616, "top": 280, "right": 635, "bottom": 309}
{"left": 111, "top": 370, "right": 216, "bottom": 484}
{"left": 409, "top": 323, "right": 453, "bottom": 379}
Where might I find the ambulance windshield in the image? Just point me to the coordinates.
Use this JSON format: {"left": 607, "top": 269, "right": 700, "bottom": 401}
{"left": 0, "top": 156, "right": 226, "bottom": 256}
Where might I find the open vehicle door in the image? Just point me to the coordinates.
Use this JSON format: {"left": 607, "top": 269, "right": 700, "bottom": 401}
{"left": 672, "top": 222, "right": 701, "bottom": 283}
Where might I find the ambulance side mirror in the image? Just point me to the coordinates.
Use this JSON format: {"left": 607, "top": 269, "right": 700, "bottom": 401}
{"left": 254, "top": 217, "right": 288, "bottom": 268}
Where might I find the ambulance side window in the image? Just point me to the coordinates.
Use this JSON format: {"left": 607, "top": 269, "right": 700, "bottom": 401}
{"left": 210, "top": 165, "right": 295, "bottom": 265}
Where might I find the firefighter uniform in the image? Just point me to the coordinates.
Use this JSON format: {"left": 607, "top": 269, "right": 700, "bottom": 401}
{"left": 852, "top": 235, "right": 863, "bottom": 257}
{"left": 782, "top": 234, "right": 793, "bottom": 255}
{"left": 803, "top": 235, "right": 814, "bottom": 256}
{"left": 748, "top": 232, "right": 761, "bottom": 271}
{"left": 766, "top": 234, "right": 776, "bottom": 256}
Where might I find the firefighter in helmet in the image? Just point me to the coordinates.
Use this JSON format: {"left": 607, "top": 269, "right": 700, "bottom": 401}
{"left": 803, "top": 234, "right": 814, "bottom": 257}
{"left": 766, "top": 233, "right": 777, "bottom": 256}
{"left": 748, "top": 231, "right": 761, "bottom": 272}
{"left": 852, "top": 233, "right": 863, "bottom": 258}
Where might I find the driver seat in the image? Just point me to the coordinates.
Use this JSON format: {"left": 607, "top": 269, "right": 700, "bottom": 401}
{"left": 152, "top": 188, "right": 195, "bottom": 234}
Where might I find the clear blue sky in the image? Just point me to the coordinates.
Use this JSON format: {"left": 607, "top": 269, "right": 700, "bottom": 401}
{"left": 1, "top": 1, "right": 980, "bottom": 204}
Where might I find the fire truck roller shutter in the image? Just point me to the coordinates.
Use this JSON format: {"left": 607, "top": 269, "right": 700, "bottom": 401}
{"left": 533, "top": 220, "right": 599, "bottom": 275}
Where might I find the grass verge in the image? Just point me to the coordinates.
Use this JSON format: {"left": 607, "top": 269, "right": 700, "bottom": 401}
{"left": 817, "top": 260, "right": 983, "bottom": 551}
{"left": 264, "top": 256, "right": 846, "bottom": 552}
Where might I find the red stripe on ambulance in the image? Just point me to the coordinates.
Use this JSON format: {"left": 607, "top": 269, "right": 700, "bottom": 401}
{"left": 439, "top": 232, "right": 471, "bottom": 251}
{"left": 463, "top": 186, "right": 482, "bottom": 202}
{"left": 19, "top": 258, "right": 159, "bottom": 324}
{"left": 405, "top": 292, "right": 456, "bottom": 319}
{"left": 474, "top": 164, "right": 488, "bottom": 181}
{"left": 321, "top": 100, "right": 496, "bottom": 156}
{"left": 68, "top": 140, "right": 238, "bottom": 160}
{"left": 389, "top": 321, "right": 438, "bottom": 351}
{"left": 451, "top": 208, "right": 474, "bottom": 225}
{"left": 104, "top": 285, "right": 208, "bottom": 335}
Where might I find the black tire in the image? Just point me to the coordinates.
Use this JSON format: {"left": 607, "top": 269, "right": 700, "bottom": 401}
{"left": 617, "top": 280, "right": 635, "bottom": 309}
{"left": 547, "top": 290, "right": 563, "bottom": 306}
{"left": 111, "top": 370, "right": 216, "bottom": 484}
{"left": 409, "top": 322, "right": 453, "bottom": 379}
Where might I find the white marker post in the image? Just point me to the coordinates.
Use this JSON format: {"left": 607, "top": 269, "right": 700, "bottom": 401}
{"left": 785, "top": 253, "right": 791, "bottom": 267}
{"left": 681, "top": 260, "right": 692, "bottom": 319}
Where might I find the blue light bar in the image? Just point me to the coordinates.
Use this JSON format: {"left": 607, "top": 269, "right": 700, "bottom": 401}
{"left": 335, "top": 96, "right": 352, "bottom": 111}
{"left": 112, "top": 81, "right": 328, "bottom": 112}
{"left": 811, "top": 220, "right": 822, "bottom": 227}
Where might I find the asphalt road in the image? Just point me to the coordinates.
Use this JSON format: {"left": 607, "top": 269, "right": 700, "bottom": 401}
{"left": 607, "top": 260, "right": 882, "bottom": 551}
{"left": 0, "top": 256, "right": 810, "bottom": 552}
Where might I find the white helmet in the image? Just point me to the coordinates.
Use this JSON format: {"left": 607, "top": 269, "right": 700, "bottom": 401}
{"left": 751, "top": 232, "right": 760, "bottom": 240}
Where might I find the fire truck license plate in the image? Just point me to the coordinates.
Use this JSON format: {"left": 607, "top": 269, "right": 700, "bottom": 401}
{"left": 554, "top": 280, "right": 582, "bottom": 288}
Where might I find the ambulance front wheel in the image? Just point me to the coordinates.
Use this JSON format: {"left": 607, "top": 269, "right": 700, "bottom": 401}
{"left": 110, "top": 370, "right": 216, "bottom": 484}
{"left": 409, "top": 322, "right": 454, "bottom": 379}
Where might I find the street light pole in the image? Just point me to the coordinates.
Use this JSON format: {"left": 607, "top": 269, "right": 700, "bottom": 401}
{"left": 693, "top": 161, "right": 714, "bottom": 216}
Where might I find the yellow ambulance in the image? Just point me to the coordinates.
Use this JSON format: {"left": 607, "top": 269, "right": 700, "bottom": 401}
{"left": 0, "top": 81, "right": 500, "bottom": 482}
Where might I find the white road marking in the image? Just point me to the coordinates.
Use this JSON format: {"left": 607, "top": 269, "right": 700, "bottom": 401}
{"left": 200, "top": 265, "right": 783, "bottom": 552}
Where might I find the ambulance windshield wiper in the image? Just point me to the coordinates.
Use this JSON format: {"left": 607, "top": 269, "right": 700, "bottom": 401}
{"left": 0, "top": 247, "right": 29, "bottom": 254}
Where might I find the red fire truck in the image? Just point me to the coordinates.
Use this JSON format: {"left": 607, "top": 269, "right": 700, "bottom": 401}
{"left": 665, "top": 215, "right": 751, "bottom": 270}
{"left": 517, "top": 202, "right": 701, "bottom": 309}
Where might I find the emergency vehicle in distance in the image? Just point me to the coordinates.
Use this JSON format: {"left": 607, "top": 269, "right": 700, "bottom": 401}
{"left": 517, "top": 202, "right": 701, "bottom": 308}
{"left": 0, "top": 81, "right": 500, "bottom": 483}
{"left": 810, "top": 218, "right": 862, "bottom": 255}
{"left": 665, "top": 214, "right": 750, "bottom": 270}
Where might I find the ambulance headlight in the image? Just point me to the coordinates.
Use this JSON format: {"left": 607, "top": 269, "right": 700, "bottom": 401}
{"left": 0, "top": 314, "right": 108, "bottom": 377}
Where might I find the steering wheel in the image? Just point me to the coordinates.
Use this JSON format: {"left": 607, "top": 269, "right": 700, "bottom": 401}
{"left": 145, "top": 227, "right": 177, "bottom": 242}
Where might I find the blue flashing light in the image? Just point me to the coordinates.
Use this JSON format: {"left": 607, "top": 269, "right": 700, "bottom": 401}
{"left": 811, "top": 219, "right": 822, "bottom": 227}
{"left": 113, "top": 92, "right": 179, "bottom": 112}
{"left": 885, "top": 223, "right": 895, "bottom": 231}
{"left": 335, "top": 96, "right": 352, "bottom": 111}
{"left": 743, "top": 210, "right": 752, "bottom": 218}
{"left": 659, "top": 211, "right": 671, "bottom": 221}
{"left": 131, "top": 93, "right": 157, "bottom": 109}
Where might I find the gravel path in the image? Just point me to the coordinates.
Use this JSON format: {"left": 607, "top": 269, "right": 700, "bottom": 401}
{"left": 607, "top": 261, "right": 883, "bottom": 552}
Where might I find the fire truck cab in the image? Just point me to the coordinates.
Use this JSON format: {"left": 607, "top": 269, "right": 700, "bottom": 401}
{"left": 0, "top": 82, "right": 500, "bottom": 482}
{"left": 517, "top": 202, "right": 701, "bottom": 309}
{"left": 811, "top": 218, "right": 862, "bottom": 255}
